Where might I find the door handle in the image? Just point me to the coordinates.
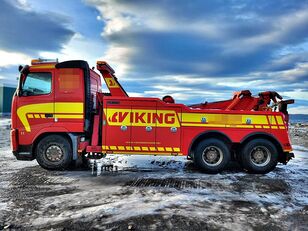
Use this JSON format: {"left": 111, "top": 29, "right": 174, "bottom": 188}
{"left": 146, "top": 126, "right": 152, "bottom": 132}
{"left": 45, "top": 113, "right": 53, "bottom": 118}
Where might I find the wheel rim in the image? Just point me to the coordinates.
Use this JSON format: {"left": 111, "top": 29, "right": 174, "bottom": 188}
{"left": 202, "top": 146, "right": 223, "bottom": 166}
{"left": 249, "top": 146, "right": 271, "bottom": 167}
{"left": 45, "top": 145, "right": 64, "bottom": 162}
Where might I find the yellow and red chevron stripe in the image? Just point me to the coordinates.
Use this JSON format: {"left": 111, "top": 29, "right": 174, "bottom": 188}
{"left": 17, "top": 102, "right": 83, "bottom": 132}
{"left": 104, "top": 108, "right": 286, "bottom": 130}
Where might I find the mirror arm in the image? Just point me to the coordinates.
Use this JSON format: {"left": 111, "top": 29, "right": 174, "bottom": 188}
{"left": 17, "top": 88, "right": 22, "bottom": 97}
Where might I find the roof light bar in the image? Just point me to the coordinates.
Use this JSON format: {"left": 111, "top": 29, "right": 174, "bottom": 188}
{"left": 31, "top": 58, "right": 58, "bottom": 65}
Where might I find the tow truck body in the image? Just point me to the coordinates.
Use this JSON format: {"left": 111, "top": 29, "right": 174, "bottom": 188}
{"left": 11, "top": 59, "right": 294, "bottom": 173}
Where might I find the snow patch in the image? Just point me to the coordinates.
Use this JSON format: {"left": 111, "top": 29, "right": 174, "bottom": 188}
{"left": 0, "top": 119, "right": 10, "bottom": 128}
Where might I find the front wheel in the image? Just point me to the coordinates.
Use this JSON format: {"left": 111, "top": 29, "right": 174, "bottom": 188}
{"left": 36, "top": 135, "right": 72, "bottom": 170}
{"left": 194, "top": 138, "right": 231, "bottom": 173}
{"left": 239, "top": 139, "right": 278, "bottom": 174}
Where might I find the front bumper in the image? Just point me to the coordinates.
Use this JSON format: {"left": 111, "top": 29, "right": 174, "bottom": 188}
{"left": 13, "top": 151, "right": 34, "bottom": 161}
{"left": 10, "top": 129, "right": 18, "bottom": 152}
{"left": 13, "top": 144, "right": 34, "bottom": 161}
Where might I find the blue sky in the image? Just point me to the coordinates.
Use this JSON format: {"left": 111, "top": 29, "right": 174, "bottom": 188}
{"left": 0, "top": 0, "right": 307, "bottom": 114}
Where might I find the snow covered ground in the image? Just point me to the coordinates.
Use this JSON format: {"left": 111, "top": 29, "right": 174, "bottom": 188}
{"left": 0, "top": 118, "right": 10, "bottom": 128}
{"left": 0, "top": 120, "right": 307, "bottom": 230}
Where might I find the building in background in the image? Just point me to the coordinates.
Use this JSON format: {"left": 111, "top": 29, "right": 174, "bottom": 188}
{"left": 0, "top": 84, "right": 16, "bottom": 115}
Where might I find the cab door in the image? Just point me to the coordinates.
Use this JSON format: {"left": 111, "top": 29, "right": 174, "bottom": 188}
{"left": 54, "top": 68, "right": 85, "bottom": 132}
{"left": 16, "top": 70, "right": 54, "bottom": 144}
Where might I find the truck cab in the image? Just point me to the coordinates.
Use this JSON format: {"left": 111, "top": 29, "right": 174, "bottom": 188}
{"left": 11, "top": 59, "right": 101, "bottom": 162}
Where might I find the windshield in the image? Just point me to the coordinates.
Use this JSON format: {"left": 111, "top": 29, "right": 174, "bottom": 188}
{"left": 21, "top": 72, "right": 52, "bottom": 96}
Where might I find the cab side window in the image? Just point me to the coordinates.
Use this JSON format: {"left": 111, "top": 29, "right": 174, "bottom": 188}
{"left": 22, "top": 72, "right": 52, "bottom": 96}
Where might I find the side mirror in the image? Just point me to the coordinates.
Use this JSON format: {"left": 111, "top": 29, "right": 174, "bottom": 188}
{"left": 18, "top": 65, "right": 23, "bottom": 72}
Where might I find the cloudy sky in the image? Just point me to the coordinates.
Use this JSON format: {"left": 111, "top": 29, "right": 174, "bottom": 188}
{"left": 0, "top": 0, "right": 307, "bottom": 114}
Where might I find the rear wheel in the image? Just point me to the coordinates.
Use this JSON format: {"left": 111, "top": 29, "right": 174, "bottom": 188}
{"left": 194, "top": 138, "right": 231, "bottom": 173}
{"left": 36, "top": 135, "right": 72, "bottom": 170}
{"left": 240, "top": 139, "right": 278, "bottom": 173}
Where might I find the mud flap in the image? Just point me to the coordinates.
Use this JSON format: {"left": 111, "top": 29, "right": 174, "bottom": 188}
{"left": 282, "top": 152, "right": 294, "bottom": 164}
{"left": 286, "top": 152, "right": 294, "bottom": 163}
{"left": 68, "top": 133, "right": 78, "bottom": 160}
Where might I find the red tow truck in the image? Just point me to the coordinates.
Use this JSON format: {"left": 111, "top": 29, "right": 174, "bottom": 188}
{"left": 11, "top": 59, "right": 294, "bottom": 173}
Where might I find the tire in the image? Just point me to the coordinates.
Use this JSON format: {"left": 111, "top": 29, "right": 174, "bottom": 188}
{"left": 36, "top": 135, "right": 72, "bottom": 170}
{"left": 194, "top": 138, "right": 231, "bottom": 173}
{"left": 240, "top": 139, "right": 278, "bottom": 174}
